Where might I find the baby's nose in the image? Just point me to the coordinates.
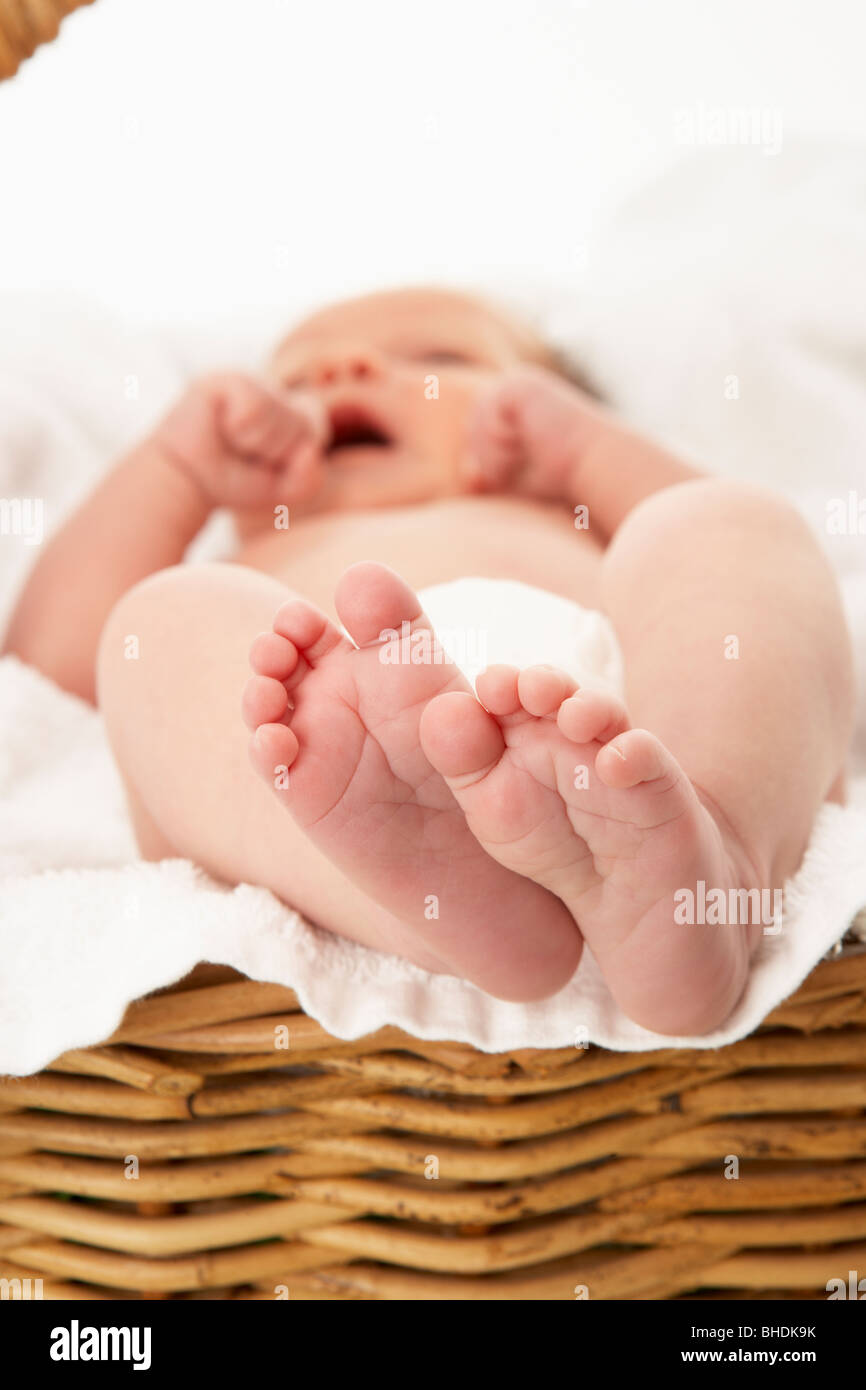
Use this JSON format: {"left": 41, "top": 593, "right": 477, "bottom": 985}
{"left": 305, "top": 343, "right": 387, "bottom": 388}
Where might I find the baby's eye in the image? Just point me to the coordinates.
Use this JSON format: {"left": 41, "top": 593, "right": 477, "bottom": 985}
{"left": 422, "top": 350, "right": 473, "bottom": 366}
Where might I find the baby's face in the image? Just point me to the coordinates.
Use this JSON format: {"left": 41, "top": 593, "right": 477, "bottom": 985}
{"left": 268, "top": 287, "right": 542, "bottom": 513}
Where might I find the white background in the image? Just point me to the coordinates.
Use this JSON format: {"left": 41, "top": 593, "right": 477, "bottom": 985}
{"left": 1, "top": 0, "right": 865, "bottom": 322}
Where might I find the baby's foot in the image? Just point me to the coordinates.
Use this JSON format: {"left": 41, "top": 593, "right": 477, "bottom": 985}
{"left": 419, "top": 667, "right": 759, "bottom": 1034}
{"left": 242, "top": 564, "right": 581, "bottom": 1001}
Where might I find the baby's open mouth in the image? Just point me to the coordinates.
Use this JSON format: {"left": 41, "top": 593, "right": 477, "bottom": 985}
{"left": 326, "top": 402, "right": 393, "bottom": 455}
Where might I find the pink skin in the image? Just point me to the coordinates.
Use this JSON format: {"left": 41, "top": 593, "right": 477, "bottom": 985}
{"left": 465, "top": 364, "right": 595, "bottom": 501}
{"left": 5, "top": 275, "right": 851, "bottom": 1032}
{"left": 157, "top": 372, "right": 330, "bottom": 511}
{"left": 465, "top": 363, "right": 700, "bottom": 544}
{"left": 419, "top": 666, "right": 759, "bottom": 1033}
{"left": 242, "top": 561, "right": 582, "bottom": 1003}
{"left": 243, "top": 561, "right": 757, "bottom": 1032}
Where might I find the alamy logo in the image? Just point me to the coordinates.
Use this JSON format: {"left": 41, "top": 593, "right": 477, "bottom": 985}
{"left": 378, "top": 620, "right": 487, "bottom": 671}
{"left": 674, "top": 880, "right": 782, "bottom": 933}
{"left": 826, "top": 491, "right": 866, "bottom": 535}
{"left": 0, "top": 496, "right": 44, "bottom": 546}
{"left": 49, "top": 1320, "right": 152, "bottom": 1371}
{"left": 826, "top": 1270, "right": 866, "bottom": 1299}
{"left": 0, "top": 1276, "right": 43, "bottom": 1299}
{"left": 673, "top": 104, "right": 783, "bottom": 156}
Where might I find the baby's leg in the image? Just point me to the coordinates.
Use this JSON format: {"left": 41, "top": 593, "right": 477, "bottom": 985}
{"left": 97, "top": 562, "right": 580, "bottom": 1001}
{"left": 98, "top": 566, "right": 412, "bottom": 957}
{"left": 595, "top": 478, "right": 852, "bottom": 1026}
{"left": 604, "top": 479, "right": 854, "bottom": 887}
{"left": 421, "top": 479, "right": 855, "bottom": 1033}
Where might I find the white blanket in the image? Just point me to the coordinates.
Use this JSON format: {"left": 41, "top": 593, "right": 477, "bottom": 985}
{"left": 2, "top": 141, "right": 866, "bottom": 1074}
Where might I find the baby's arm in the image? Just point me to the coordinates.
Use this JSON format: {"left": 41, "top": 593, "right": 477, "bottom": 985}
{"left": 465, "top": 366, "right": 700, "bottom": 541}
{"left": 2, "top": 373, "right": 326, "bottom": 702}
{"left": 3, "top": 444, "right": 210, "bottom": 702}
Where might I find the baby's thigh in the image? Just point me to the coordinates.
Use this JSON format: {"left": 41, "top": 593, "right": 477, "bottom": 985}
{"left": 97, "top": 563, "right": 417, "bottom": 950}
{"left": 98, "top": 563, "right": 291, "bottom": 868}
{"left": 99, "top": 565, "right": 385, "bottom": 930}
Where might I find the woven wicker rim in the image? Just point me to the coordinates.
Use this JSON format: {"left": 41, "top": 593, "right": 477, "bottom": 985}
{"left": 0, "top": 0, "right": 95, "bottom": 82}
{"left": 1, "top": 941, "right": 865, "bottom": 1300}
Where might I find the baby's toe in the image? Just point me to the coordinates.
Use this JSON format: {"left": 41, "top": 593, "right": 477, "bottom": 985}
{"left": 334, "top": 561, "right": 427, "bottom": 649}
{"left": 242, "top": 674, "right": 290, "bottom": 731}
{"left": 273, "top": 598, "right": 345, "bottom": 664}
{"left": 420, "top": 690, "right": 505, "bottom": 787}
{"left": 249, "top": 630, "right": 299, "bottom": 681}
{"left": 557, "top": 687, "right": 630, "bottom": 746}
{"left": 475, "top": 664, "right": 522, "bottom": 717}
{"left": 249, "top": 721, "right": 299, "bottom": 789}
{"left": 517, "top": 665, "right": 576, "bottom": 717}
{"left": 595, "top": 728, "right": 678, "bottom": 791}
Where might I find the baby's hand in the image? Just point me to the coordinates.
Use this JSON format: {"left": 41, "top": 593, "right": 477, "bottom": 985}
{"left": 464, "top": 365, "right": 603, "bottom": 503}
{"left": 156, "top": 373, "right": 328, "bottom": 511}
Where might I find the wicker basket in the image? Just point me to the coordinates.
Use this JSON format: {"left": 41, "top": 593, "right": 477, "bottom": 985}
{"left": 1, "top": 0, "right": 864, "bottom": 1305}
{"left": 0, "top": 0, "right": 94, "bottom": 81}
{"left": 2, "top": 946, "right": 866, "bottom": 1301}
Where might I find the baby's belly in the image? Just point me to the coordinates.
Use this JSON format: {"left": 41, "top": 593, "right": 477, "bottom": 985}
{"left": 234, "top": 496, "right": 604, "bottom": 615}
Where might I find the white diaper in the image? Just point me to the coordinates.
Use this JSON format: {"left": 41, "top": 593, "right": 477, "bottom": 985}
{"left": 418, "top": 577, "right": 624, "bottom": 694}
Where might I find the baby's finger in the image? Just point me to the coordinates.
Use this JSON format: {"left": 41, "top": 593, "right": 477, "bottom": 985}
{"left": 463, "top": 387, "right": 521, "bottom": 491}
{"left": 281, "top": 437, "right": 324, "bottom": 501}
{"left": 218, "top": 379, "right": 319, "bottom": 462}
{"left": 279, "top": 388, "right": 331, "bottom": 451}
{"left": 254, "top": 400, "right": 320, "bottom": 463}
{"left": 463, "top": 445, "right": 520, "bottom": 493}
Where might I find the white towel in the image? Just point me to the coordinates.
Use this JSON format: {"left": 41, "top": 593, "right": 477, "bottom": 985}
{"left": 1, "top": 581, "right": 865, "bottom": 1076}
{"left": 2, "top": 139, "right": 866, "bottom": 1075}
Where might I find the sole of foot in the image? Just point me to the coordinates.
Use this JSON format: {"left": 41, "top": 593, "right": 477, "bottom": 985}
{"left": 241, "top": 562, "right": 582, "bottom": 1001}
{"left": 419, "top": 664, "right": 759, "bottom": 1034}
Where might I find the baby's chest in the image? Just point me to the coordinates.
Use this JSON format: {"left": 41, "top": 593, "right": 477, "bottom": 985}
{"left": 235, "top": 497, "right": 599, "bottom": 611}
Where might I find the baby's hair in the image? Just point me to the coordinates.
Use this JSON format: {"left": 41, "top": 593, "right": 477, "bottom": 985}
{"left": 478, "top": 290, "right": 602, "bottom": 402}
{"left": 543, "top": 343, "right": 602, "bottom": 401}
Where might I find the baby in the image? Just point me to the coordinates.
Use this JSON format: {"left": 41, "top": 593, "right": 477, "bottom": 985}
{"left": 4, "top": 287, "right": 854, "bottom": 1035}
